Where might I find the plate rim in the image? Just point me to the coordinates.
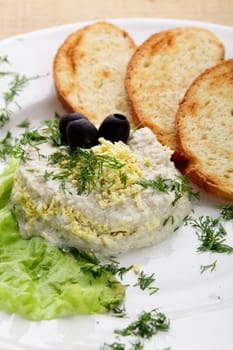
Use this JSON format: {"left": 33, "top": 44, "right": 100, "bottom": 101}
{"left": 0, "top": 16, "right": 233, "bottom": 45}
{"left": 0, "top": 16, "right": 233, "bottom": 350}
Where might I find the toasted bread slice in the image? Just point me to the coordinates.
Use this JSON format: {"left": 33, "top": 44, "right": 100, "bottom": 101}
{"left": 53, "top": 21, "right": 137, "bottom": 125}
{"left": 125, "top": 27, "right": 224, "bottom": 158}
{"left": 176, "top": 58, "right": 233, "bottom": 200}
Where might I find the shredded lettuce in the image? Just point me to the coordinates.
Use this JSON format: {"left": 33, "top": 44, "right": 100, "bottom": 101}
{"left": 0, "top": 160, "right": 125, "bottom": 320}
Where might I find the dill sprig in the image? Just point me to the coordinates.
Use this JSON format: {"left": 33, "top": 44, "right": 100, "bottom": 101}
{"left": 163, "top": 215, "right": 175, "bottom": 226}
{"left": 3, "top": 74, "right": 32, "bottom": 104}
{"left": 0, "top": 107, "right": 13, "bottom": 128}
{"left": 0, "top": 55, "right": 9, "bottom": 65}
{"left": 17, "top": 119, "right": 31, "bottom": 128}
{"left": 0, "top": 56, "right": 12, "bottom": 126}
{"left": 114, "top": 309, "right": 170, "bottom": 339}
{"left": 0, "top": 131, "right": 26, "bottom": 159}
{"left": 101, "top": 341, "right": 144, "bottom": 350}
{"left": 139, "top": 175, "right": 168, "bottom": 192}
{"left": 187, "top": 216, "right": 233, "bottom": 254}
{"left": 43, "top": 114, "right": 61, "bottom": 146}
{"left": 134, "top": 271, "right": 159, "bottom": 295}
{"left": 117, "top": 265, "right": 134, "bottom": 280}
{"left": 200, "top": 260, "right": 217, "bottom": 273}
{"left": 0, "top": 71, "right": 15, "bottom": 78}
{"left": 101, "top": 342, "right": 126, "bottom": 350}
{"left": 80, "top": 262, "right": 104, "bottom": 278}
{"left": 19, "top": 129, "right": 47, "bottom": 146}
{"left": 80, "top": 259, "right": 133, "bottom": 279}
{"left": 0, "top": 54, "right": 40, "bottom": 128}
{"left": 74, "top": 249, "right": 100, "bottom": 265}
{"left": 139, "top": 175, "right": 199, "bottom": 205}
{"left": 48, "top": 146, "right": 126, "bottom": 195}
{"left": 130, "top": 342, "right": 144, "bottom": 350}
{"left": 218, "top": 204, "right": 233, "bottom": 220}
{"left": 0, "top": 117, "right": 61, "bottom": 160}
{"left": 0, "top": 129, "right": 47, "bottom": 160}
{"left": 69, "top": 249, "right": 133, "bottom": 279}
{"left": 110, "top": 304, "right": 127, "bottom": 318}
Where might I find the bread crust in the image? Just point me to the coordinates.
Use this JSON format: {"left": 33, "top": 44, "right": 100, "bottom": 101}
{"left": 125, "top": 27, "right": 225, "bottom": 160}
{"left": 176, "top": 58, "right": 233, "bottom": 200}
{"left": 53, "top": 21, "right": 137, "bottom": 125}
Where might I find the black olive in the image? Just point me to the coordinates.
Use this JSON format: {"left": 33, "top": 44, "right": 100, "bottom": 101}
{"left": 59, "top": 112, "right": 87, "bottom": 142}
{"left": 98, "top": 114, "right": 130, "bottom": 143}
{"left": 66, "top": 119, "right": 99, "bottom": 149}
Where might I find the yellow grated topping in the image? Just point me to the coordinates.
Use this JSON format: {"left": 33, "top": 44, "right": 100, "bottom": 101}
{"left": 91, "top": 138, "right": 144, "bottom": 208}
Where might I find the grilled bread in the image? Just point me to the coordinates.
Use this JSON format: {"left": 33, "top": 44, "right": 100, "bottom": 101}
{"left": 176, "top": 58, "right": 233, "bottom": 200}
{"left": 125, "top": 27, "right": 225, "bottom": 159}
{"left": 53, "top": 21, "right": 137, "bottom": 125}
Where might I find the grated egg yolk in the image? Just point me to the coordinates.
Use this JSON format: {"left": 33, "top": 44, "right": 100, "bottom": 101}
{"left": 92, "top": 138, "right": 144, "bottom": 208}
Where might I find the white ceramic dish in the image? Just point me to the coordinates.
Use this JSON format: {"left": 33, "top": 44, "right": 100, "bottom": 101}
{"left": 0, "top": 18, "right": 233, "bottom": 350}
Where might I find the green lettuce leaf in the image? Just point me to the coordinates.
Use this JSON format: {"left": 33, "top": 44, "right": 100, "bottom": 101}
{"left": 0, "top": 158, "right": 18, "bottom": 208}
{"left": 0, "top": 160, "right": 125, "bottom": 320}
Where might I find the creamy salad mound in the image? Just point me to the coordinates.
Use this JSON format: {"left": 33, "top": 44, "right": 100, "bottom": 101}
{"left": 11, "top": 127, "right": 191, "bottom": 255}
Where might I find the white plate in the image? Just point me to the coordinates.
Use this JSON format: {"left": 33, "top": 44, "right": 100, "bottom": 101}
{"left": 0, "top": 18, "right": 233, "bottom": 350}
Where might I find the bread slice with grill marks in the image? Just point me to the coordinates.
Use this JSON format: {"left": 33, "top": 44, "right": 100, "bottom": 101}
{"left": 125, "top": 27, "right": 225, "bottom": 159}
{"left": 53, "top": 21, "right": 137, "bottom": 126}
{"left": 176, "top": 58, "right": 233, "bottom": 200}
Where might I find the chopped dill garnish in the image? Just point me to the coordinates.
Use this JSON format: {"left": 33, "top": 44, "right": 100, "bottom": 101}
{"left": 101, "top": 341, "right": 144, "bottom": 350}
{"left": 114, "top": 309, "right": 170, "bottom": 338}
{"left": 48, "top": 147, "right": 126, "bottom": 195}
{"left": 70, "top": 249, "right": 133, "bottom": 280}
{"left": 101, "top": 342, "right": 126, "bottom": 350}
{"left": 19, "top": 129, "right": 47, "bottom": 146}
{"left": 129, "top": 121, "right": 144, "bottom": 138}
{"left": 0, "top": 54, "right": 40, "bottom": 128}
{"left": 120, "top": 171, "right": 128, "bottom": 187}
{"left": 73, "top": 249, "right": 100, "bottom": 265}
{"left": 0, "top": 55, "right": 9, "bottom": 65}
{"left": 163, "top": 215, "right": 175, "bottom": 226}
{"left": 3, "top": 74, "right": 31, "bottom": 104}
{"left": 139, "top": 175, "right": 199, "bottom": 205}
{"left": 0, "top": 116, "right": 61, "bottom": 160}
{"left": 110, "top": 304, "right": 127, "bottom": 318}
{"left": 218, "top": 204, "right": 233, "bottom": 220}
{"left": 104, "top": 261, "right": 125, "bottom": 276}
{"left": 130, "top": 342, "right": 144, "bottom": 350}
{"left": 0, "top": 107, "right": 12, "bottom": 128}
{"left": 17, "top": 119, "right": 31, "bottom": 128}
{"left": 43, "top": 115, "right": 61, "bottom": 146}
{"left": 117, "top": 265, "right": 134, "bottom": 280}
{"left": 80, "top": 259, "right": 133, "bottom": 279}
{"left": 134, "top": 271, "right": 159, "bottom": 295}
{"left": 187, "top": 216, "right": 233, "bottom": 254}
{"left": 80, "top": 262, "right": 104, "bottom": 278}
{"left": 139, "top": 175, "right": 168, "bottom": 192}
{"left": 169, "top": 175, "right": 200, "bottom": 204}
{"left": 0, "top": 131, "right": 25, "bottom": 159}
{"left": 0, "top": 71, "right": 15, "bottom": 78}
{"left": 200, "top": 260, "right": 217, "bottom": 273}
